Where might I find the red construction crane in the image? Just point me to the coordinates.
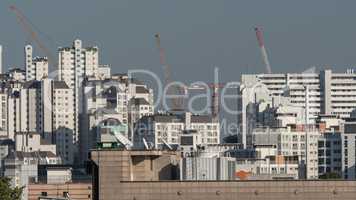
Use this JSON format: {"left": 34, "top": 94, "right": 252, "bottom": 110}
{"left": 9, "top": 5, "right": 56, "bottom": 69}
{"left": 155, "top": 33, "right": 184, "bottom": 111}
{"left": 254, "top": 26, "right": 272, "bottom": 74}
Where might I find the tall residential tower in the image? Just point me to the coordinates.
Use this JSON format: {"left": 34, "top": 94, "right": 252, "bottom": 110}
{"left": 239, "top": 69, "right": 356, "bottom": 148}
{"left": 25, "top": 45, "right": 48, "bottom": 81}
{"left": 58, "top": 39, "right": 100, "bottom": 162}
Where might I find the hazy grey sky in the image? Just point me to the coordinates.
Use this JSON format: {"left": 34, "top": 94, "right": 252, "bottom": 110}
{"left": 1, "top": 0, "right": 356, "bottom": 83}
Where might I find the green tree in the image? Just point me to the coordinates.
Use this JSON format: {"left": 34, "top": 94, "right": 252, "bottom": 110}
{"left": 0, "top": 177, "right": 23, "bottom": 200}
{"left": 319, "top": 172, "right": 342, "bottom": 179}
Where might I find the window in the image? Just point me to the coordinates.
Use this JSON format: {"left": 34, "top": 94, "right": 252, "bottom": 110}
{"left": 63, "top": 192, "right": 69, "bottom": 197}
{"left": 318, "top": 141, "right": 324, "bottom": 148}
{"left": 41, "top": 192, "right": 48, "bottom": 196}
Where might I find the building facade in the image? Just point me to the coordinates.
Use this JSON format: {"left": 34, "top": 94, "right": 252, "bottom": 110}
{"left": 239, "top": 69, "right": 356, "bottom": 148}
{"left": 58, "top": 39, "right": 99, "bottom": 159}
{"left": 90, "top": 149, "right": 356, "bottom": 200}
{"left": 80, "top": 74, "right": 154, "bottom": 161}
{"left": 341, "top": 118, "right": 356, "bottom": 179}
{"left": 252, "top": 126, "right": 320, "bottom": 179}
{"left": 25, "top": 45, "right": 48, "bottom": 81}
{"left": 134, "top": 112, "right": 220, "bottom": 150}
{"left": 4, "top": 151, "right": 62, "bottom": 200}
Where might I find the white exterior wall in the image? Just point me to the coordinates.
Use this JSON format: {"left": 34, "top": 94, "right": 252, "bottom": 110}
{"left": 252, "top": 127, "right": 320, "bottom": 179}
{"left": 235, "top": 159, "right": 299, "bottom": 180}
{"left": 25, "top": 45, "right": 33, "bottom": 81}
{"left": 181, "top": 157, "right": 235, "bottom": 180}
{"left": 25, "top": 45, "right": 48, "bottom": 81}
{"left": 58, "top": 39, "right": 99, "bottom": 160}
{"left": 81, "top": 77, "right": 154, "bottom": 160}
{"left": 135, "top": 114, "right": 220, "bottom": 149}
{"left": 0, "top": 92, "right": 7, "bottom": 133}
{"left": 52, "top": 87, "right": 75, "bottom": 164}
{"left": 41, "top": 79, "right": 52, "bottom": 139}
{"left": 47, "top": 168, "right": 72, "bottom": 184}
{"left": 240, "top": 69, "right": 356, "bottom": 148}
{"left": 15, "top": 133, "right": 56, "bottom": 154}
{"left": 241, "top": 70, "right": 356, "bottom": 121}
{"left": 155, "top": 122, "right": 184, "bottom": 147}
{"left": 33, "top": 59, "right": 48, "bottom": 80}
{"left": 190, "top": 122, "right": 219, "bottom": 144}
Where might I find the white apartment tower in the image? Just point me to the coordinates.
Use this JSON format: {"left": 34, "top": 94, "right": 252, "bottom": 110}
{"left": 80, "top": 74, "right": 154, "bottom": 161}
{"left": 239, "top": 69, "right": 356, "bottom": 148}
{"left": 241, "top": 69, "right": 356, "bottom": 120}
{"left": 25, "top": 45, "right": 48, "bottom": 81}
{"left": 58, "top": 39, "right": 99, "bottom": 151}
{"left": 6, "top": 79, "right": 75, "bottom": 164}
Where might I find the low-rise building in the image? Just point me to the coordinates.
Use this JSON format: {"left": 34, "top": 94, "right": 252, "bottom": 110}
{"left": 341, "top": 118, "right": 356, "bottom": 179}
{"left": 318, "top": 132, "right": 342, "bottom": 177}
{"left": 134, "top": 112, "right": 220, "bottom": 150}
{"left": 4, "top": 151, "right": 62, "bottom": 200}
{"left": 28, "top": 182, "right": 93, "bottom": 200}
{"left": 15, "top": 132, "right": 56, "bottom": 155}
{"left": 252, "top": 125, "right": 320, "bottom": 179}
{"left": 235, "top": 155, "right": 300, "bottom": 180}
{"left": 0, "top": 138, "right": 14, "bottom": 175}
{"left": 180, "top": 157, "right": 236, "bottom": 180}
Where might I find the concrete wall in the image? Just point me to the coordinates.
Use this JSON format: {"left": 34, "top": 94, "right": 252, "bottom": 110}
{"left": 28, "top": 182, "right": 92, "bottom": 200}
{"left": 118, "top": 180, "right": 356, "bottom": 200}
{"left": 91, "top": 149, "right": 356, "bottom": 200}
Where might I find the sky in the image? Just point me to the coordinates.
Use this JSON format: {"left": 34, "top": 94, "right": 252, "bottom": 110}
{"left": 1, "top": 0, "right": 356, "bottom": 84}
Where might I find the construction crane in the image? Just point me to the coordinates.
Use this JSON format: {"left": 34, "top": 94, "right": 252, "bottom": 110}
{"left": 254, "top": 26, "right": 272, "bottom": 74}
{"left": 9, "top": 5, "right": 56, "bottom": 70}
{"left": 155, "top": 33, "right": 184, "bottom": 111}
{"left": 185, "top": 82, "right": 239, "bottom": 122}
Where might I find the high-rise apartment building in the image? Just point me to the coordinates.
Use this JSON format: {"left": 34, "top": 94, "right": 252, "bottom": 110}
{"left": 42, "top": 79, "right": 75, "bottom": 164}
{"left": 25, "top": 45, "right": 48, "bottom": 81}
{"left": 80, "top": 74, "right": 154, "bottom": 161}
{"left": 58, "top": 39, "right": 99, "bottom": 158}
{"left": 241, "top": 69, "right": 356, "bottom": 120}
{"left": 239, "top": 69, "right": 356, "bottom": 148}
{"left": 5, "top": 79, "right": 75, "bottom": 163}
{"left": 58, "top": 39, "right": 111, "bottom": 162}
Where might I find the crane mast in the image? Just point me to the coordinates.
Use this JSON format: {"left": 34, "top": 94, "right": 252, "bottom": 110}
{"left": 10, "top": 5, "right": 56, "bottom": 70}
{"left": 254, "top": 26, "right": 272, "bottom": 74}
{"left": 154, "top": 33, "right": 183, "bottom": 111}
